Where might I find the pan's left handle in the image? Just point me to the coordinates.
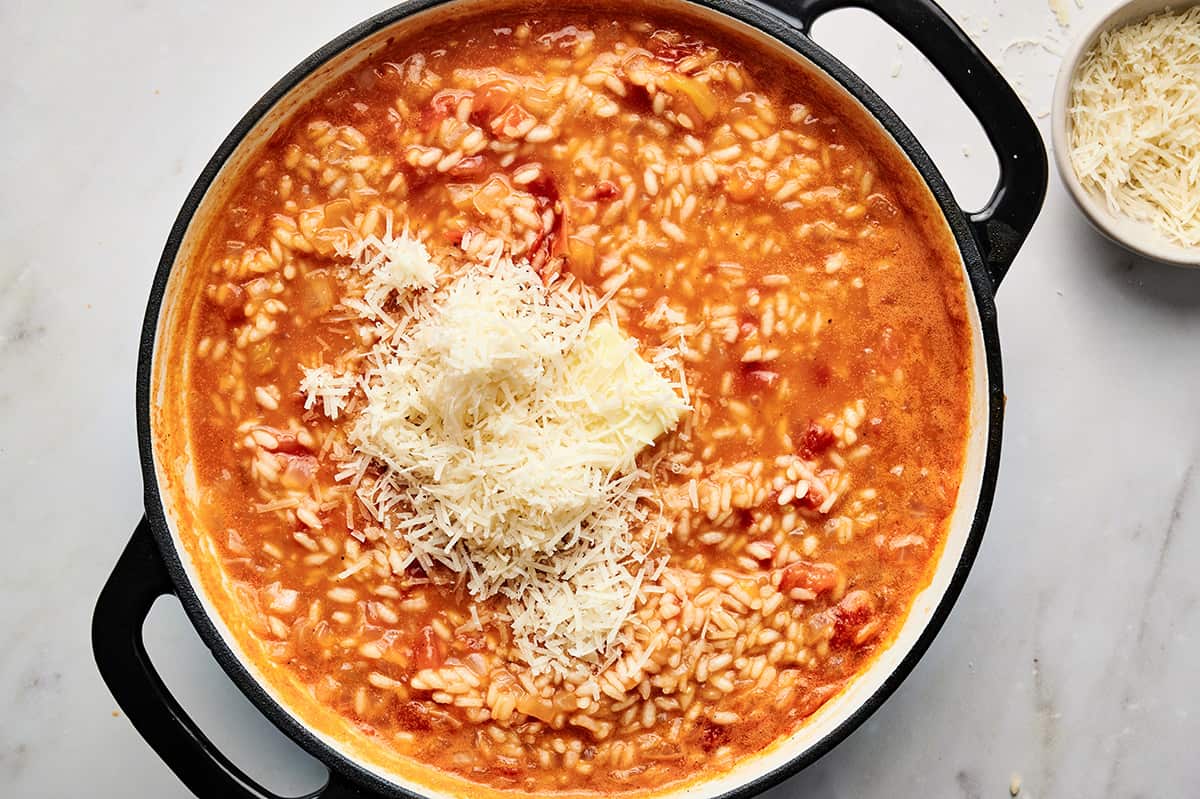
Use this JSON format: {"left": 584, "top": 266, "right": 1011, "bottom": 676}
{"left": 92, "top": 516, "right": 369, "bottom": 798}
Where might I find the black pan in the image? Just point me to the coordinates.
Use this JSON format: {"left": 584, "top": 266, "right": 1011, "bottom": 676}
{"left": 93, "top": 1, "right": 1046, "bottom": 796}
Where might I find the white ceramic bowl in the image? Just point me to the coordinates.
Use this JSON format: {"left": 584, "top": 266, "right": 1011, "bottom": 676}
{"left": 1050, "top": 0, "right": 1200, "bottom": 267}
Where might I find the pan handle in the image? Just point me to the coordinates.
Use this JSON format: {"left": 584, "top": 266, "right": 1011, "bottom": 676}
{"left": 92, "top": 517, "right": 370, "bottom": 798}
{"left": 770, "top": 0, "right": 1047, "bottom": 289}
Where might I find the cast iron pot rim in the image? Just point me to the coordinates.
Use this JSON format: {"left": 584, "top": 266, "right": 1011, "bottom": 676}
{"left": 135, "top": 1, "right": 1003, "bottom": 796}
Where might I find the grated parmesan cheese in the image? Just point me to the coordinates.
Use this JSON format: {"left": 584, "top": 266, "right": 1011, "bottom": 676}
{"left": 1068, "top": 8, "right": 1200, "bottom": 247}
{"left": 298, "top": 365, "right": 355, "bottom": 420}
{"left": 1049, "top": 0, "right": 1071, "bottom": 28}
{"left": 313, "top": 239, "right": 688, "bottom": 675}
{"left": 335, "top": 212, "right": 439, "bottom": 321}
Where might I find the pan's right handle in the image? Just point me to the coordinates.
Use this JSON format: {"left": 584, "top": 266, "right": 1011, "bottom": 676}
{"left": 92, "top": 517, "right": 369, "bottom": 798}
{"left": 769, "top": 0, "right": 1048, "bottom": 290}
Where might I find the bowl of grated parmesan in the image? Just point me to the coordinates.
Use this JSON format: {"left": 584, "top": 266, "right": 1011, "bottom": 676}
{"left": 1052, "top": 1, "right": 1200, "bottom": 267}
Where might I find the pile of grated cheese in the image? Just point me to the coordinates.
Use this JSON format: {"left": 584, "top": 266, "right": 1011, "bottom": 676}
{"left": 301, "top": 226, "right": 688, "bottom": 674}
{"left": 1068, "top": 7, "right": 1200, "bottom": 247}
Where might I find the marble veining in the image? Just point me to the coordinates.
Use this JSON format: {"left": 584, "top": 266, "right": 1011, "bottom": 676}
{"left": 0, "top": 266, "right": 43, "bottom": 356}
{"left": 2, "top": 1, "right": 1198, "bottom": 797}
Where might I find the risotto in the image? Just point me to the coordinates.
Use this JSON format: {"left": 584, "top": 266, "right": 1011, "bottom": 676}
{"left": 173, "top": 3, "right": 971, "bottom": 794}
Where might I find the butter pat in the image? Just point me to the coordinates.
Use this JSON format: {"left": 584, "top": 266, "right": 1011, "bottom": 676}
{"left": 566, "top": 322, "right": 688, "bottom": 469}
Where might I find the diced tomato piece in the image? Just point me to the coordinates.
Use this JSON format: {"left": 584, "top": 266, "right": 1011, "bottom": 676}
{"left": 798, "top": 422, "right": 835, "bottom": 459}
{"left": 793, "top": 681, "right": 842, "bottom": 719}
{"left": 413, "top": 625, "right": 446, "bottom": 670}
{"left": 491, "top": 104, "right": 534, "bottom": 138}
{"left": 798, "top": 486, "right": 825, "bottom": 510}
{"left": 442, "top": 228, "right": 466, "bottom": 245}
{"left": 523, "top": 169, "right": 564, "bottom": 274}
{"left": 522, "top": 166, "right": 558, "bottom": 207}
{"left": 831, "top": 590, "right": 878, "bottom": 647}
{"left": 395, "top": 700, "right": 432, "bottom": 732}
{"left": 419, "top": 92, "right": 459, "bottom": 131}
{"left": 653, "top": 36, "right": 707, "bottom": 66}
{"left": 471, "top": 81, "right": 514, "bottom": 125}
{"left": 699, "top": 719, "right": 730, "bottom": 752}
{"left": 593, "top": 180, "right": 620, "bottom": 200}
{"left": 778, "top": 560, "right": 839, "bottom": 596}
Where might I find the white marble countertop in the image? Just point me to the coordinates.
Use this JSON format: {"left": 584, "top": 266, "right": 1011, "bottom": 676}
{"left": 2, "top": 0, "right": 1197, "bottom": 796}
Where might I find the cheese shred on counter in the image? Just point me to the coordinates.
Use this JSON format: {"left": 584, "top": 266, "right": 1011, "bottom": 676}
{"left": 304, "top": 228, "right": 688, "bottom": 675}
{"left": 1068, "top": 7, "right": 1200, "bottom": 247}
